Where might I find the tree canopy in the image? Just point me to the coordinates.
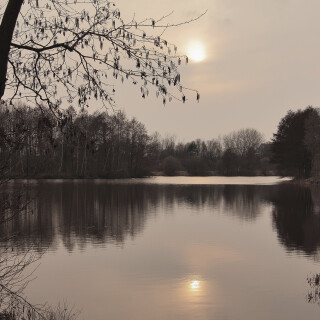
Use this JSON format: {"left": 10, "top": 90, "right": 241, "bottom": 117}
{"left": 272, "top": 107, "right": 315, "bottom": 179}
{"left": 0, "top": 0, "right": 203, "bottom": 114}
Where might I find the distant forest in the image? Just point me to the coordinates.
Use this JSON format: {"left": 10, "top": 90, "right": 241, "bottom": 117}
{"left": 0, "top": 104, "right": 319, "bottom": 179}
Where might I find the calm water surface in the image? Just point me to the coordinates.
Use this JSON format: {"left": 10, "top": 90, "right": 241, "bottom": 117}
{"left": 3, "top": 177, "right": 320, "bottom": 320}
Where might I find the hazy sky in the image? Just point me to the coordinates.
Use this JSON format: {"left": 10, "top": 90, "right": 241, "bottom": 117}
{"left": 109, "top": 0, "right": 320, "bottom": 142}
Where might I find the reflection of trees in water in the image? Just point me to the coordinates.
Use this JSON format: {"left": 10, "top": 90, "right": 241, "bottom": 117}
{"left": 2, "top": 183, "right": 156, "bottom": 253}
{"left": 219, "top": 185, "right": 269, "bottom": 220}
{"left": 57, "top": 183, "right": 155, "bottom": 250}
{"left": 268, "top": 184, "right": 320, "bottom": 256}
{"left": 2, "top": 181, "right": 320, "bottom": 257}
{"left": 1, "top": 182, "right": 270, "bottom": 253}
{"left": 173, "top": 185, "right": 269, "bottom": 221}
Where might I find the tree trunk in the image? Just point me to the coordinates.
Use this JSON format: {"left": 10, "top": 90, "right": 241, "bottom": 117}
{"left": 60, "top": 137, "right": 64, "bottom": 174}
{"left": 0, "top": 0, "right": 23, "bottom": 99}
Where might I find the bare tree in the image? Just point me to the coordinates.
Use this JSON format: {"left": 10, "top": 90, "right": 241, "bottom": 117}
{"left": 0, "top": 0, "right": 203, "bottom": 114}
{"left": 223, "top": 128, "right": 264, "bottom": 157}
{"left": 205, "top": 138, "right": 222, "bottom": 170}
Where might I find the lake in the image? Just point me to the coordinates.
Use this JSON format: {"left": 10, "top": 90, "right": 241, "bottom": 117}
{"left": 2, "top": 177, "right": 320, "bottom": 320}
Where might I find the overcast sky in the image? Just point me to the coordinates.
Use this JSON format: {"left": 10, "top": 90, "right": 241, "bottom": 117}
{"left": 111, "top": 0, "right": 320, "bottom": 141}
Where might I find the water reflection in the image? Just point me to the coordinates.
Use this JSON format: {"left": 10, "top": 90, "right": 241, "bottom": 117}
{"left": 268, "top": 184, "right": 320, "bottom": 256}
{"left": 1, "top": 181, "right": 320, "bottom": 257}
{"left": 1, "top": 180, "right": 320, "bottom": 320}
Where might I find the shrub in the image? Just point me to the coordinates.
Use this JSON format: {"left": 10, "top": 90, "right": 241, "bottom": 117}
{"left": 184, "top": 157, "right": 208, "bottom": 176}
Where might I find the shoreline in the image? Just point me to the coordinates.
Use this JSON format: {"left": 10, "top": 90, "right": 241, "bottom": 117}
{"left": 289, "top": 177, "right": 320, "bottom": 185}
{"left": 3, "top": 174, "right": 281, "bottom": 180}
{"left": 2, "top": 170, "right": 281, "bottom": 180}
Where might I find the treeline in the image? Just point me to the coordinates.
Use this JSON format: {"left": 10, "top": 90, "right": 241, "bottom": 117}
{"left": 0, "top": 105, "right": 153, "bottom": 178}
{"left": 0, "top": 105, "right": 275, "bottom": 178}
{"left": 157, "top": 129, "right": 273, "bottom": 176}
{"left": 2, "top": 104, "right": 318, "bottom": 179}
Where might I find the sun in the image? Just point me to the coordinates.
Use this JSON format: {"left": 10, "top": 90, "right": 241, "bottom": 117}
{"left": 187, "top": 41, "right": 206, "bottom": 63}
{"left": 190, "top": 280, "right": 200, "bottom": 291}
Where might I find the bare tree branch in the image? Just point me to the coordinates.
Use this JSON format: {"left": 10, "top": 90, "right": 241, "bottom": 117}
{"left": 0, "top": 0, "right": 204, "bottom": 114}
